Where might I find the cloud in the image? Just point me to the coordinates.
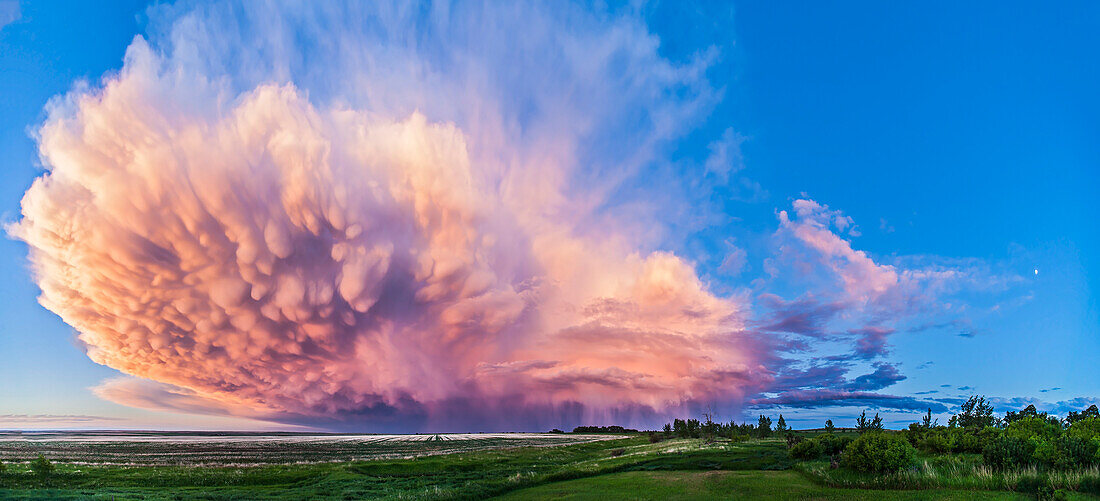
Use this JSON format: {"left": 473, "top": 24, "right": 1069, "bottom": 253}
{"left": 748, "top": 390, "right": 947, "bottom": 413}
{"left": 704, "top": 128, "right": 746, "bottom": 182}
{"left": 758, "top": 294, "right": 845, "bottom": 338}
{"left": 0, "top": 414, "right": 122, "bottom": 423}
{"left": 0, "top": 1, "right": 19, "bottom": 31}
{"left": 846, "top": 363, "right": 906, "bottom": 391}
{"left": 13, "top": 1, "right": 769, "bottom": 432}
{"left": 851, "top": 326, "right": 893, "bottom": 359}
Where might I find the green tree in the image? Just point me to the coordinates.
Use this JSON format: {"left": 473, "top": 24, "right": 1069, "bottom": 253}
{"left": 30, "top": 455, "right": 54, "bottom": 477}
{"left": 824, "top": 419, "right": 835, "bottom": 433}
{"left": 856, "top": 410, "right": 871, "bottom": 433}
{"left": 955, "top": 395, "right": 996, "bottom": 429}
{"left": 776, "top": 414, "right": 789, "bottom": 434}
{"left": 1066, "top": 405, "right": 1100, "bottom": 425}
{"left": 757, "top": 415, "right": 773, "bottom": 438}
{"left": 921, "top": 408, "right": 937, "bottom": 429}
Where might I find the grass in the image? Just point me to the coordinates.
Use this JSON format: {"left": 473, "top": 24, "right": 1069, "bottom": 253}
{"left": 797, "top": 452, "right": 1100, "bottom": 497}
{"left": 0, "top": 436, "right": 782, "bottom": 500}
{"left": 2, "top": 434, "right": 1098, "bottom": 499}
{"left": 493, "top": 470, "right": 1032, "bottom": 500}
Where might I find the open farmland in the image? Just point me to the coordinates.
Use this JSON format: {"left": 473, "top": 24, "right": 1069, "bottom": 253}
{"left": 0, "top": 431, "right": 617, "bottom": 466}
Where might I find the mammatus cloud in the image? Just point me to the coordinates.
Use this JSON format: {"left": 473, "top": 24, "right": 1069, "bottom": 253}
{"left": 12, "top": 1, "right": 1020, "bottom": 431}
{"left": 12, "top": 2, "right": 771, "bottom": 432}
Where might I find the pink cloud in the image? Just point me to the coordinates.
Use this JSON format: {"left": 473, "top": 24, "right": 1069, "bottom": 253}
{"left": 13, "top": 25, "right": 765, "bottom": 431}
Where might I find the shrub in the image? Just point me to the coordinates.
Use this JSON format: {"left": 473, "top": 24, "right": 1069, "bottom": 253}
{"left": 817, "top": 433, "right": 853, "bottom": 456}
{"left": 647, "top": 432, "right": 663, "bottom": 443}
{"left": 1007, "top": 416, "right": 1061, "bottom": 441}
{"left": 918, "top": 429, "right": 952, "bottom": 453}
{"left": 730, "top": 433, "right": 750, "bottom": 443}
{"left": 790, "top": 439, "right": 823, "bottom": 460}
{"left": 841, "top": 432, "right": 916, "bottom": 474}
{"left": 609, "top": 448, "right": 625, "bottom": 457}
{"left": 1068, "top": 417, "right": 1100, "bottom": 440}
{"left": 983, "top": 434, "right": 1037, "bottom": 469}
{"left": 30, "top": 455, "right": 55, "bottom": 477}
{"left": 0, "top": 459, "right": 5, "bottom": 474}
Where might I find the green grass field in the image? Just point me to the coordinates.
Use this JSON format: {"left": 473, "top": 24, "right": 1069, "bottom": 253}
{"left": 0, "top": 433, "right": 1096, "bottom": 499}
{"left": 495, "top": 470, "right": 1032, "bottom": 500}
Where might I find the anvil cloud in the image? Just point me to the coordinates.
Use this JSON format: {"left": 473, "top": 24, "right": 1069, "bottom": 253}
{"left": 11, "top": 2, "right": 770, "bottom": 431}
{"left": 11, "top": 1, "right": 1008, "bottom": 431}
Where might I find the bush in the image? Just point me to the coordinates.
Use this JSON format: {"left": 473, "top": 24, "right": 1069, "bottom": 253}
{"left": 1068, "top": 417, "right": 1100, "bottom": 440}
{"left": 918, "top": 429, "right": 952, "bottom": 453}
{"left": 0, "top": 459, "right": 5, "bottom": 474}
{"left": 647, "top": 432, "right": 663, "bottom": 443}
{"left": 816, "top": 433, "right": 853, "bottom": 456}
{"left": 790, "top": 439, "right": 823, "bottom": 460}
{"left": 730, "top": 433, "right": 750, "bottom": 443}
{"left": 1007, "top": 416, "right": 1061, "bottom": 441}
{"left": 983, "top": 434, "right": 1037, "bottom": 469}
{"left": 841, "top": 432, "right": 916, "bottom": 474}
{"left": 30, "top": 455, "right": 55, "bottom": 477}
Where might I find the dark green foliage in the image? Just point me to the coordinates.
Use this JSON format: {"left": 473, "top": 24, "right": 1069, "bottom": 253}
{"left": 817, "top": 433, "right": 854, "bottom": 456}
{"left": 840, "top": 432, "right": 917, "bottom": 474}
{"left": 790, "top": 439, "right": 823, "bottom": 460}
{"left": 824, "top": 419, "right": 835, "bottom": 433}
{"left": 952, "top": 396, "right": 996, "bottom": 429}
{"left": 921, "top": 408, "right": 937, "bottom": 429}
{"left": 855, "top": 410, "right": 884, "bottom": 434}
{"left": 30, "top": 455, "right": 54, "bottom": 477}
{"left": 775, "top": 414, "right": 788, "bottom": 434}
{"left": 757, "top": 415, "right": 773, "bottom": 438}
{"left": 788, "top": 433, "right": 854, "bottom": 461}
{"left": 571, "top": 425, "right": 638, "bottom": 433}
{"left": 1067, "top": 417, "right": 1100, "bottom": 439}
{"left": 982, "top": 433, "right": 1037, "bottom": 469}
{"left": 670, "top": 418, "right": 702, "bottom": 438}
{"left": 0, "top": 459, "right": 5, "bottom": 474}
{"left": 1066, "top": 405, "right": 1100, "bottom": 425}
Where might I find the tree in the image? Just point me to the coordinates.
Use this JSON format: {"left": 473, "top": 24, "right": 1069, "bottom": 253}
{"left": 955, "top": 396, "right": 996, "bottom": 429}
{"left": 30, "top": 455, "right": 54, "bottom": 477}
{"left": 757, "top": 415, "right": 773, "bottom": 438}
{"left": 856, "top": 410, "right": 871, "bottom": 433}
{"left": 871, "top": 413, "right": 884, "bottom": 431}
{"left": 1066, "top": 405, "right": 1100, "bottom": 425}
{"left": 776, "top": 414, "right": 789, "bottom": 434}
{"left": 921, "top": 408, "right": 937, "bottom": 429}
{"left": 824, "top": 419, "right": 835, "bottom": 433}
{"left": 663, "top": 423, "right": 673, "bottom": 437}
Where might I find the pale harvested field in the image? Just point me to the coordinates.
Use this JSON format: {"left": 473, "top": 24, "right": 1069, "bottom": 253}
{"left": 0, "top": 431, "right": 619, "bottom": 466}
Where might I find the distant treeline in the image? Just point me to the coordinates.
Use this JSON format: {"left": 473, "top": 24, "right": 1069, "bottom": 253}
{"left": 570, "top": 425, "right": 639, "bottom": 433}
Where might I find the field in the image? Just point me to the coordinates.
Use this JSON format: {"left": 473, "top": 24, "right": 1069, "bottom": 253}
{"left": 0, "top": 432, "right": 1096, "bottom": 499}
{"left": 0, "top": 431, "right": 615, "bottom": 466}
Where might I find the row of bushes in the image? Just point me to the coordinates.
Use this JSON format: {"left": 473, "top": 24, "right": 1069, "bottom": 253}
{"left": 795, "top": 417, "right": 1100, "bottom": 475}
{"left": 659, "top": 414, "right": 791, "bottom": 440}
{"left": 0, "top": 456, "right": 55, "bottom": 477}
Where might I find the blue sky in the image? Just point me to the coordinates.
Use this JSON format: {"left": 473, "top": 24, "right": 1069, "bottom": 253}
{"left": 0, "top": 1, "right": 1096, "bottom": 431}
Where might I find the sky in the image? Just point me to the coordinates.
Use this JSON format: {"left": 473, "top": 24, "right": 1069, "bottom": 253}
{"left": 0, "top": 0, "right": 1095, "bottom": 432}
